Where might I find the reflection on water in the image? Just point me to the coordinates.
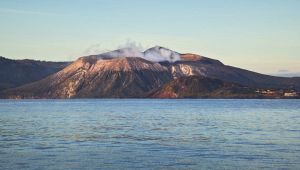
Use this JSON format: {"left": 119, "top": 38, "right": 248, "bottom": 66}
{"left": 0, "top": 99, "right": 300, "bottom": 170}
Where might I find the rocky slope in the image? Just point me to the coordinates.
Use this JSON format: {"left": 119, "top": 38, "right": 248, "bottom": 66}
{"left": 0, "top": 56, "right": 172, "bottom": 98}
{"left": 0, "top": 57, "right": 69, "bottom": 91}
{"left": 150, "top": 76, "right": 259, "bottom": 98}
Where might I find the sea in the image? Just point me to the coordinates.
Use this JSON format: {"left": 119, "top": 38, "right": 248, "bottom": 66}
{"left": 0, "top": 99, "right": 300, "bottom": 170}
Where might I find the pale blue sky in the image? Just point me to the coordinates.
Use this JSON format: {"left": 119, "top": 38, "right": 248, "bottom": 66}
{"left": 0, "top": 0, "right": 300, "bottom": 74}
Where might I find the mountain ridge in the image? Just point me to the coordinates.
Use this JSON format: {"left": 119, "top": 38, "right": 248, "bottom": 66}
{"left": 0, "top": 46, "right": 299, "bottom": 98}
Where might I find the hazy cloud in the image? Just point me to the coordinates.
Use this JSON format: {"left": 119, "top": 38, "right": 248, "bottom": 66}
{"left": 277, "top": 69, "right": 289, "bottom": 73}
{"left": 0, "top": 8, "right": 60, "bottom": 16}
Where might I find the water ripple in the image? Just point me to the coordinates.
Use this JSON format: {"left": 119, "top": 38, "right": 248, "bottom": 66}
{"left": 0, "top": 99, "right": 299, "bottom": 170}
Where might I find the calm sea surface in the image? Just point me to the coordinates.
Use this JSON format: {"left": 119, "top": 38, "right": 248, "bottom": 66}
{"left": 0, "top": 99, "right": 300, "bottom": 170}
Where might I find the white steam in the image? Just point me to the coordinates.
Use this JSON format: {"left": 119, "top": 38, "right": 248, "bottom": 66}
{"left": 85, "top": 41, "right": 182, "bottom": 62}
{"left": 101, "top": 46, "right": 181, "bottom": 63}
{"left": 143, "top": 46, "right": 181, "bottom": 62}
{"left": 101, "top": 47, "right": 143, "bottom": 58}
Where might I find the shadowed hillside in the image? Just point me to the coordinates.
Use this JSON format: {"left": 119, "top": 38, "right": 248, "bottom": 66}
{"left": 0, "top": 57, "right": 69, "bottom": 91}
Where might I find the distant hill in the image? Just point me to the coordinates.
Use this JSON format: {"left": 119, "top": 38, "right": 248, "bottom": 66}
{"left": 0, "top": 47, "right": 299, "bottom": 99}
{"left": 0, "top": 57, "right": 69, "bottom": 91}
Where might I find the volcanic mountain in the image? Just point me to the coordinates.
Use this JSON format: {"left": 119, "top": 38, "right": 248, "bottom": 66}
{"left": 0, "top": 46, "right": 299, "bottom": 99}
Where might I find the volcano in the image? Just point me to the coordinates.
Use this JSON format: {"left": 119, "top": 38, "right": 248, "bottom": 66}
{"left": 1, "top": 46, "right": 299, "bottom": 98}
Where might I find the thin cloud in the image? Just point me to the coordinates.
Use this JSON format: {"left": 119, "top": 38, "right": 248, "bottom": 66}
{"left": 0, "top": 8, "right": 60, "bottom": 16}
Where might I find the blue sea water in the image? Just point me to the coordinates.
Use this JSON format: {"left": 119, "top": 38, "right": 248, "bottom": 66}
{"left": 0, "top": 99, "right": 300, "bottom": 170}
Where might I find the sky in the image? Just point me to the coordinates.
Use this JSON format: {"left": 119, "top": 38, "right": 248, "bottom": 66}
{"left": 0, "top": 0, "right": 300, "bottom": 75}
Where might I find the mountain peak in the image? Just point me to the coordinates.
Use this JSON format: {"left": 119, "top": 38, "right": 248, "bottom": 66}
{"left": 67, "top": 56, "right": 168, "bottom": 74}
{"left": 103, "top": 57, "right": 167, "bottom": 72}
